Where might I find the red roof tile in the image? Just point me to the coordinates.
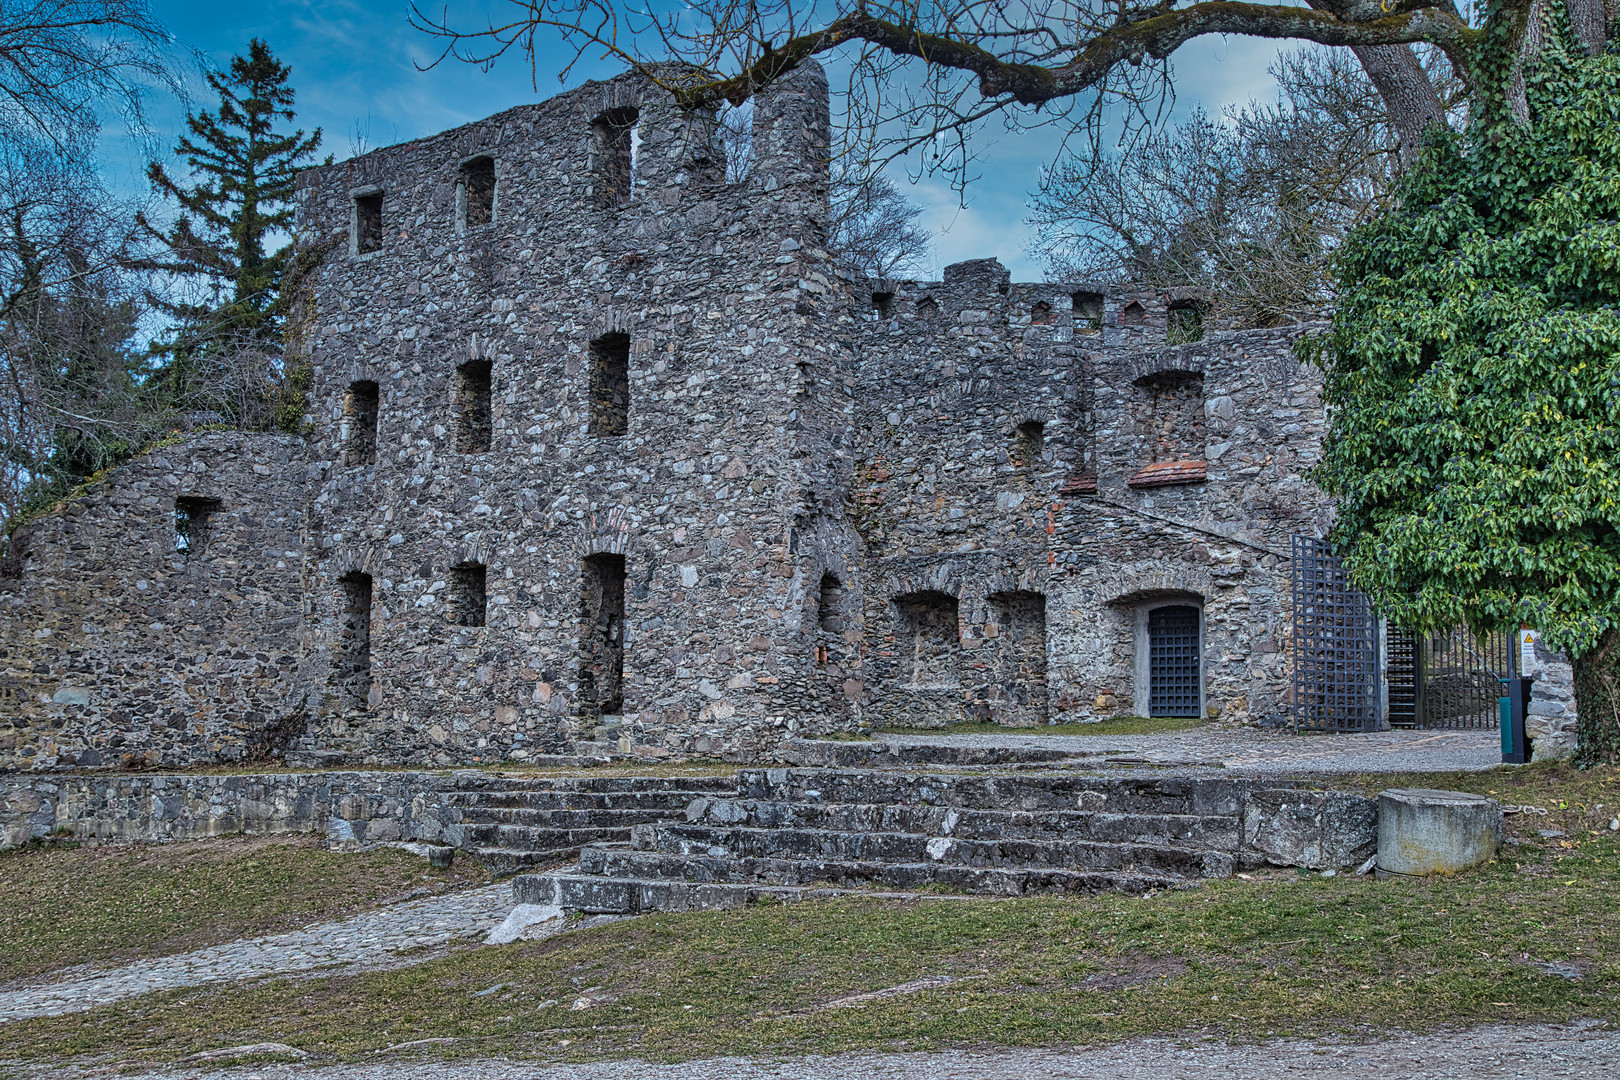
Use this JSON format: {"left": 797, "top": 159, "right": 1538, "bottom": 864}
{"left": 1127, "top": 459, "right": 1207, "bottom": 489}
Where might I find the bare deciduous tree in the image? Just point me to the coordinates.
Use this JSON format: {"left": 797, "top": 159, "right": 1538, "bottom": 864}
{"left": 411, "top": 0, "right": 1614, "bottom": 186}
{"left": 1031, "top": 48, "right": 1456, "bottom": 326}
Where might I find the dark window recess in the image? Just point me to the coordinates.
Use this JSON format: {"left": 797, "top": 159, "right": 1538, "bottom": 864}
{"left": 174, "top": 497, "right": 221, "bottom": 557}
{"left": 1073, "top": 291, "right": 1104, "bottom": 330}
{"left": 354, "top": 194, "right": 383, "bottom": 254}
{"left": 581, "top": 553, "right": 626, "bottom": 717}
{"left": 589, "top": 332, "right": 630, "bottom": 437}
{"left": 916, "top": 296, "right": 940, "bottom": 319}
{"left": 593, "top": 106, "right": 639, "bottom": 207}
{"left": 1148, "top": 605, "right": 1201, "bottom": 717}
{"left": 1030, "top": 300, "right": 1055, "bottom": 325}
{"left": 1167, "top": 301, "right": 1205, "bottom": 344}
{"left": 338, "top": 571, "right": 373, "bottom": 710}
{"left": 1119, "top": 300, "right": 1147, "bottom": 328}
{"left": 344, "top": 380, "right": 379, "bottom": 465}
{"left": 450, "top": 562, "right": 487, "bottom": 627}
{"left": 461, "top": 156, "right": 495, "bottom": 228}
{"left": 1014, "top": 420, "right": 1045, "bottom": 469}
{"left": 456, "top": 360, "right": 492, "bottom": 453}
{"left": 872, "top": 292, "right": 894, "bottom": 319}
{"left": 818, "top": 573, "right": 845, "bottom": 633}
{"left": 895, "top": 591, "right": 960, "bottom": 688}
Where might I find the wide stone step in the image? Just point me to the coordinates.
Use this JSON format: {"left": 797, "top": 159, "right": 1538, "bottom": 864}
{"left": 460, "top": 823, "right": 638, "bottom": 851}
{"left": 471, "top": 847, "right": 577, "bottom": 875}
{"left": 780, "top": 740, "right": 1084, "bottom": 768}
{"left": 456, "top": 806, "right": 694, "bottom": 828}
{"left": 450, "top": 774, "right": 738, "bottom": 794}
{"left": 445, "top": 789, "right": 725, "bottom": 812}
{"left": 578, "top": 844, "right": 1202, "bottom": 893}
{"left": 633, "top": 823, "right": 1229, "bottom": 878}
{"left": 684, "top": 797, "right": 1240, "bottom": 849}
{"left": 518, "top": 860, "right": 1183, "bottom": 912}
{"left": 739, "top": 769, "right": 1276, "bottom": 816}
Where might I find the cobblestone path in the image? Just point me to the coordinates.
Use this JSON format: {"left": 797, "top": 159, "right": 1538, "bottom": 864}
{"left": 0, "top": 882, "right": 513, "bottom": 1023}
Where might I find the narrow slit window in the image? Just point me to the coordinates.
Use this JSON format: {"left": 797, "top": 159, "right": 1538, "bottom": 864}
{"left": 450, "top": 562, "right": 487, "bottom": 627}
{"left": 459, "top": 156, "right": 496, "bottom": 229}
{"left": 344, "top": 380, "right": 379, "bottom": 465}
{"left": 589, "top": 332, "right": 630, "bottom": 437}
{"left": 581, "top": 553, "right": 627, "bottom": 717}
{"left": 456, "top": 360, "right": 492, "bottom": 453}
{"left": 593, "top": 106, "right": 640, "bottom": 207}
{"left": 818, "top": 574, "right": 845, "bottom": 633}
{"left": 353, "top": 193, "right": 383, "bottom": 254}
{"left": 338, "top": 571, "right": 373, "bottom": 710}
{"left": 174, "top": 497, "right": 220, "bottom": 557}
{"left": 1014, "top": 420, "right": 1045, "bottom": 469}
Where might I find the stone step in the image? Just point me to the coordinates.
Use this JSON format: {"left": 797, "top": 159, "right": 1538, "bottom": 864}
{"left": 577, "top": 844, "right": 1203, "bottom": 893}
{"left": 738, "top": 769, "right": 1279, "bottom": 816}
{"left": 631, "top": 823, "right": 1231, "bottom": 878}
{"left": 471, "top": 846, "right": 577, "bottom": 875}
{"left": 448, "top": 774, "right": 738, "bottom": 795}
{"left": 444, "top": 789, "right": 726, "bottom": 812}
{"left": 779, "top": 740, "right": 1084, "bottom": 769}
{"left": 684, "top": 797, "right": 1240, "bottom": 849}
{"left": 456, "top": 806, "right": 694, "bottom": 829}
{"left": 514, "top": 873, "right": 1027, "bottom": 914}
{"left": 459, "top": 823, "right": 640, "bottom": 850}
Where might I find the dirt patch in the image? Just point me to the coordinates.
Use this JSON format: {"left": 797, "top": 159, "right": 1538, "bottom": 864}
{"left": 1077, "top": 955, "right": 1190, "bottom": 990}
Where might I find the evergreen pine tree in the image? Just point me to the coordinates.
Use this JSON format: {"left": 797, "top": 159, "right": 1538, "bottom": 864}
{"left": 138, "top": 39, "right": 324, "bottom": 422}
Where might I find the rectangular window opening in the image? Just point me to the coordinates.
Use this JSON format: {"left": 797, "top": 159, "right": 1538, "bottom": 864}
{"left": 872, "top": 292, "right": 894, "bottom": 319}
{"left": 1167, "top": 302, "right": 1205, "bottom": 344}
{"left": 456, "top": 360, "right": 492, "bottom": 453}
{"left": 344, "top": 380, "right": 379, "bottom": 465}
{"left": 450, "top": 562, "right": 487, "bottom": 627}
{"left": 1072, "top": 291, "right": 1104, "bottom": 330}
{"left": 339, "top": 571, "right": 373, "bottom": 711}
{"left": 174, "top": 497, "right": 221, "bottom": 557}
{"left": 589, "top": 332, "right": 630, "bottom": 437}
{"left": 581, "top": 553, "right": 627, "bottom": 717}
{"left": 1014, "top": 420, "right": 1045, "bottom": 470}
{"left": 593, "top": 107, "right": 640, "bottom": 207}
{"left": 818, "top": 573, "right": 845, "bottom": 634}
{"left": 353, "top": 193, "right": 383, "bottom": 254}
{"left": 460, "top": 156, "right": 496, "bottom": 229}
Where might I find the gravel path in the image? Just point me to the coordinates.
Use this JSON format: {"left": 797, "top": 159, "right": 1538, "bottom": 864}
{"left": 26, "top": 1021, "right": 1615, "bottom": 1079}
{"left": 0, "top": 882, "right": 514, "bottom": 1023}
{"left": 890, "top": 726, "right": 1501, "bottom": 774}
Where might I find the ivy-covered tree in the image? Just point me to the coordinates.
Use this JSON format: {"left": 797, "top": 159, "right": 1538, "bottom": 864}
{"left": 1314, "top": 24, "right": 1620, "bottom": 763}
{"left": 138, "top": 38, "right": 323, "bottom": 422}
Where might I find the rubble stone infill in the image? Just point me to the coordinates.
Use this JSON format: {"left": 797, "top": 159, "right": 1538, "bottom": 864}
{"left": 0, "top": 883, "right": 514, "bottom": 1022}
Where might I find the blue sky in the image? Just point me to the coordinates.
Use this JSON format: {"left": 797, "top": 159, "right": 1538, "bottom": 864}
{"left": 144, "top": 1, "right": 1297, "bottom": 280}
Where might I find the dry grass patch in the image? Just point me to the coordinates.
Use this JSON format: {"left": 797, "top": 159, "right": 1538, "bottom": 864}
{"left": 0, "top": 834, "right": 487, "bottom": 985}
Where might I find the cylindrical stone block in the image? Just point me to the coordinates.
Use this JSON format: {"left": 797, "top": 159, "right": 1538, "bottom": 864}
{"left": 1376, "top": 788, "right": 1502, "bottom": 877}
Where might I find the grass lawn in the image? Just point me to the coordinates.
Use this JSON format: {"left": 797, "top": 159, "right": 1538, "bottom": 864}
{"left": 0, "top": 835, "right": 487, "bottom": 986}
{"left": 876, "top": 715, "right": 1208, "bottom": 737}
{"left": 6, "top": 761, "right": 1615, "bottom": 1068}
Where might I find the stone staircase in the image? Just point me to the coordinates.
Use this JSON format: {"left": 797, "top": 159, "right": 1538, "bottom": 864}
{"left": 515, "top": 768, "right": 1295, "bottom": 912}
{"left": 440, "top": 773, "right": 739, "bottom": 874}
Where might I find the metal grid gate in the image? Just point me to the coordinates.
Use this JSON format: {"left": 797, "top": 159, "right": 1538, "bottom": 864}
{"left": 1149, "top": 605, "right": 1201, "bottom": 717}
{"left": 1291, "top": 536, "right": 1379, "bottom": 732}
{"left": 1417, "top": 627, "right": 1511, "bottom": 729}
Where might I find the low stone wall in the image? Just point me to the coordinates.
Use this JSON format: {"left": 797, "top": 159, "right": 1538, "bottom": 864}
{"left": 0, "top": 769, "right": 465, "bottom": 850}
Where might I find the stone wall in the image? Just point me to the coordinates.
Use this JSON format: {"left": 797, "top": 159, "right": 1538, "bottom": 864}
{"left": 286, "top": 63, "right": 857, "bottom": 767}
{"left": 0, "top": 432, "right": 308, "bottom": 770}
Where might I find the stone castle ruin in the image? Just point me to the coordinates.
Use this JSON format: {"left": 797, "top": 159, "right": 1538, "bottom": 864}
{"left": 2, "top": 62, "right": 1561, "bottom": 775}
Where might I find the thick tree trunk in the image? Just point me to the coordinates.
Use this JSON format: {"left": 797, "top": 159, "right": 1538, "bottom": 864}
{"left": 1566, "top": 0, "right": 1611, "bottom": 54}
{"left": 1573, "top": 626, "right": 1620, "bottom": 766}
{"left": 1350, "top": 44, "right": 1449, "bottom": 163}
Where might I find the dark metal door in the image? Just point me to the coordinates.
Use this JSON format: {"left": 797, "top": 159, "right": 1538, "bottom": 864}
{"left": 1291, "top": 535, "right": 1379, "bottom": 732}
{"left": 1149, "top": 605, "right": 1201, "bottom": 717}
{"left": 1387, "top": 625, "right": 1418, "bottom": 728}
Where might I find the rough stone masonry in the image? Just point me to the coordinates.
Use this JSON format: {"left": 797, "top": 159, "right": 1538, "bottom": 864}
{"left": 0, "top": 62, "right": 1577, "bottom": 771}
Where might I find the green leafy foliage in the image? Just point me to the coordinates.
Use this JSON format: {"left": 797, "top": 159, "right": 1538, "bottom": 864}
{"left": 1316, "top": 33, "right": 1620, "bottom": 661}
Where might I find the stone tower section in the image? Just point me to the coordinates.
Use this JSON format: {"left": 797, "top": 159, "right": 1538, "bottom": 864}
{"left": 287, "top": 64, "right": 854, "bottom": 765}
